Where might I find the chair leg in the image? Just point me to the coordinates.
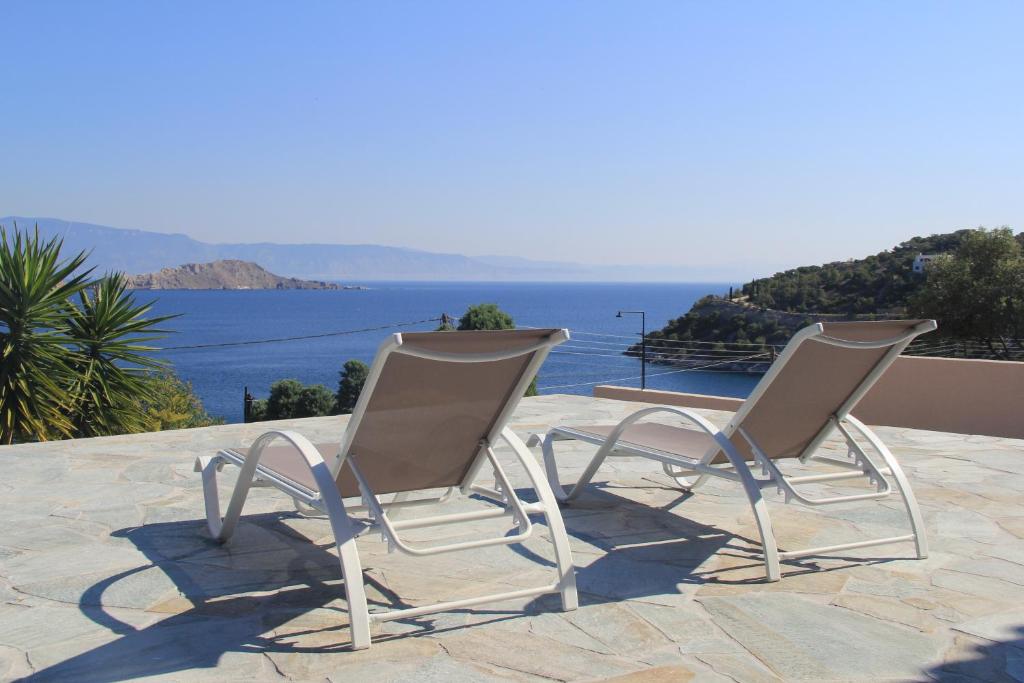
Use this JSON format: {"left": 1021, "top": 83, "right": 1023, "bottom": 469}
{"left": 662, "top": 462, "right": 711, "bottom": 492}
{"left": 710, "top": 437, "right": 781, "bottom": 581}
{"left": 505, "top": 428, "right": 578, "bottom": 610}
{"left": 319, "top": 486, "right": 372, "bottom": 649}
{"left": 886, "top": 458, "right": 928, "bottom": 559}
{"left": 198, "top": 454, "right": 249, "bottom": 542}
{"left": 844, "top": 417, "right": 929, "bottom": 559}
{"left": 199, "top": 431, "right": 374, "bottom": 649}
{"left": 745, "top": 481, "right": 782, "bottom": 581}
{"left": 541, "top": 432, "right": 612, "bottom": 503}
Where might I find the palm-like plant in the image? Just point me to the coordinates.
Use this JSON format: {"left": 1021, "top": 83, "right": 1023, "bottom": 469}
{"left": 65, "top": 276, "right": 176, "bottom": 438}
{"left": 1, "top": 224, "right": 182, "bottom": 443}
{"left": 0, "top": 227, "right": 93, "bottom": 443}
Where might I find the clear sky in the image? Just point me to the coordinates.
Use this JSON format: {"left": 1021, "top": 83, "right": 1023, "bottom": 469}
{"left": 2, "top": 1, "right": 1022, "bottom": 276}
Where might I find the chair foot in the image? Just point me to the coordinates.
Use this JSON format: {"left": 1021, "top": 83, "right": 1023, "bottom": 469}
{"left": 560, "top": 582, "right": 579, "bottom": 611}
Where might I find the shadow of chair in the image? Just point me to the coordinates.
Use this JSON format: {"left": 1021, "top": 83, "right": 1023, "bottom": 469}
{"left": 25, "top": 480, "right": 900, "bottom": 682}
{"left": 26, "top": 497, "right": 575, "bottom": 682}
{"left": 926, "top": 623, "right": 1024, "bottom": 681}
{"left": 538, "top": 481, "right": 902, "bottom": 602}
{"left": 23, "top": 514, "right": 394, "bottom": 682}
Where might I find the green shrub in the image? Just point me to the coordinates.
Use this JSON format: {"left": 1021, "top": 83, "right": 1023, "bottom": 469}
{"left": 335, "top": 359, "right": 369, "bottom": 414}
{"left": 260, "top": 379, "right": 335, "bottom": 419}
{"left": 141, "top": 372, "right": 223, "bottom": 430}
{"left": 457, "top": 303, "right": 514, "bottom": 331}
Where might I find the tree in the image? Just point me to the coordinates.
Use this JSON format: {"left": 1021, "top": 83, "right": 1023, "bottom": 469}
{"left": 249, "top": 357, "right": 371, "bottom": 422}
{"left": 253, "top": 378, "right": 337, "bottom": 421}
{"left": 0, "top": 227, "right": 94, "bottom": 442}
{"left": 335, "top": 359, "right": 368, "bottom": 414}
{"left": 294, "top": 384, "right": 336, "bottom": 418}
{"left": 270, "top": 379, "right": 303, "bottom": 418}
{"left": 457, "top": 303, "right": 514, "bottom": 331}
{"left": 263, "top": 379, "right": 304, "bottom": 419}
{"left": 65, "top": 276, "right": 176, "bottom": 437}
{"left": 911, "top": 227, "right": 1024, "bottom": 357}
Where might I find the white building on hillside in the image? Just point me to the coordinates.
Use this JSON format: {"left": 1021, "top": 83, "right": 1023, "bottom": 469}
{"left": 913, "top": 253, "right": 941, "bottom": 273}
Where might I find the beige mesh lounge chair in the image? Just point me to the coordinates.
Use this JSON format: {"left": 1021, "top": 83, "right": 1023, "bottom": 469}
{"left": 533, "top": 320, "right": 937, "bottom": 582}
{"left": 195, "top": 329, "right": 577, "bottom": 650}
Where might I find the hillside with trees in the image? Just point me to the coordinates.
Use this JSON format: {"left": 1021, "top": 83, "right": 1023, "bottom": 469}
{"left": 636, "top": 227, "right": 1024, "bottom": 367}
{"left": 741, "top": 230, "right": 1012, "bottom": 314}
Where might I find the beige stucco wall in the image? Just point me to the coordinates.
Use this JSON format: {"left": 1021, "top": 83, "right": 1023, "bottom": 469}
{"left": 593, "top": 386, "right": 745, "bottom": 412}
{"left": 593, "top": 355, "right": 1024, "bottom": 439}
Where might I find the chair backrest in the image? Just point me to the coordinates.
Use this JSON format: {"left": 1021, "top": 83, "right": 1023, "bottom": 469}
{"left": 712, "top": 319, "right": 936, "bottom": 464}
{"left": 332, "top": 328, "right": 568, "bottom": 497}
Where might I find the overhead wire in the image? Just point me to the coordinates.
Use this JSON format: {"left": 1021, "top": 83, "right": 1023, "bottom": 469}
{"left": 157, "top": 317, "right": 442, "bottom": 351}
{"left": 538, "top": 352, "right": 770, "bottom": 391}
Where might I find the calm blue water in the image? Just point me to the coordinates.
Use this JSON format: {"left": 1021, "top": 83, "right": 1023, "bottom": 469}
{"left": 146, "top": 282, "right": 761, "bottom": 423}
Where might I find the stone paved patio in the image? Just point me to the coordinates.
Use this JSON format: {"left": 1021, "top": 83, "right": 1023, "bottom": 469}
{"left": 1, "top": 394, "right": 1023, "bottom": 682}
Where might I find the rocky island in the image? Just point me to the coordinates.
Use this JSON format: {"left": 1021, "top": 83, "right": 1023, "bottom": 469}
{"left": 124, "top": 260, "right": 363, "bottom": 290}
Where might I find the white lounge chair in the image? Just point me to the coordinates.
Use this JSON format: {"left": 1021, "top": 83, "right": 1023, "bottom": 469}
{"left": 533, "top": 320, "right": 937, "bottom": 582}
{"left": 195, "top": 329, "right": 577, "bottom": 650}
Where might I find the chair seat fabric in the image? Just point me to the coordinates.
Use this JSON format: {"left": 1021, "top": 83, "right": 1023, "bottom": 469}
{"left": 568, "top": 422, "right": 716, "bottom": 461}
{"left": 229, "top": 442, "right": 341, "bottom": 494}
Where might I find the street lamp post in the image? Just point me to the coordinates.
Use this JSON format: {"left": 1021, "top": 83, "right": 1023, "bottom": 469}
{"left": 616, "top": 310, "right": 646, "bottom": 390}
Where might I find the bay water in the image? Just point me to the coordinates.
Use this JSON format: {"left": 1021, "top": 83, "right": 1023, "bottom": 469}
{"left": 147, "top": 281, "right": 760, "bottom": 423}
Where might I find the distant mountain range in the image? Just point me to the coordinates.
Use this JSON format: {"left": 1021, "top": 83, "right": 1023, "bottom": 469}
{"left": 0, "top": 216, "right": 739, "bottom": 282}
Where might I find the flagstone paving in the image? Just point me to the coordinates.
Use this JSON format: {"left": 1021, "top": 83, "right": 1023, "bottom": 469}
{"left": 1, "top": 394, "right": 1023, "bottom": 681}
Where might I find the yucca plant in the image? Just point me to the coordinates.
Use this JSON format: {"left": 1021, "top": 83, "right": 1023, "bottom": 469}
{"left": 65, "top": 276, "right": 176, "bottom": 438}
{"left": 0, "top": 227, "right": 94, "bottom": 443}
{"left": 0, "top": 223, "right": 183, "bottom": 443}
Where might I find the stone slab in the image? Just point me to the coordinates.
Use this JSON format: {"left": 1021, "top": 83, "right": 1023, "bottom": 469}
{"left": 0, "top": 395, "right": 1021, "bottom": 681}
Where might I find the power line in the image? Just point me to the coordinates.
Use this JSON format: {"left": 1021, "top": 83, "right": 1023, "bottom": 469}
{"left": 530, "top": 324, "right": 1024, "bottom": 352}
{"left": 543, "top": 355, "right": 640, "bottom": 369}
{"left": 568, "top": 329, "right": 781, "bottom": 348}
{"left": 551, "top": 337, "right": 782, "bottom": 356}
{"left": 538, "top": 352, "right": 769, "bottom": 391}
{"left": 156, "top": 317, "right": 442, "bottom": 351}
{"left": 549, "top": 347, "right": 772, "bottom": 363}
{"left": 564, "top": 337, "right": 776, "bottom": 354}
{"left": 550, "top": 349, "right": 644, "bottom": 359}
{"left": 549, "top": 350, "right": 639, "bottom": 361}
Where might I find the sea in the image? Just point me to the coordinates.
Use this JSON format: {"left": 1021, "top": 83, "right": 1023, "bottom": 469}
{"left": 146, "top": 282, "right": 762, "bottom": 423}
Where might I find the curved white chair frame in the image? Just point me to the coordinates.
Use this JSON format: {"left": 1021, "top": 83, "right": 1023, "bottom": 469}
{"left": 533, "top": 321, "right": 934, "bottom": 582}
{"left": 195, "top": 331, "right": 577, "bottom": 650}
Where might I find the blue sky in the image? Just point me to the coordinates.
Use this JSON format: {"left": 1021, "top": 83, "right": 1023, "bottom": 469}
{"left": 2, "top": 1, "right": 1022, "bottom": 276}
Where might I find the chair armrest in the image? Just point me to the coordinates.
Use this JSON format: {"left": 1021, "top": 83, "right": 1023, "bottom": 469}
{"left": 604, "top": 405, "right": 725, "bottom": 443}
{"left": 206, "top": 429, "right": 338, "bottom": 541}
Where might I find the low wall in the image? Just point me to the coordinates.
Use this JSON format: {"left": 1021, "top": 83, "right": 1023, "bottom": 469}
{"left": 594, "top": 355, "right": 1024, "bottom": 439}
{"left": 593, "top": 386, "right": 744, "bottom": 412}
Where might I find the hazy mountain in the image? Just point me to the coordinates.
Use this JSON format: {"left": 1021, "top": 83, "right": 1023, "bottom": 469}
{"left": 1, "top": 216, "right": 740, "bottom": 282}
